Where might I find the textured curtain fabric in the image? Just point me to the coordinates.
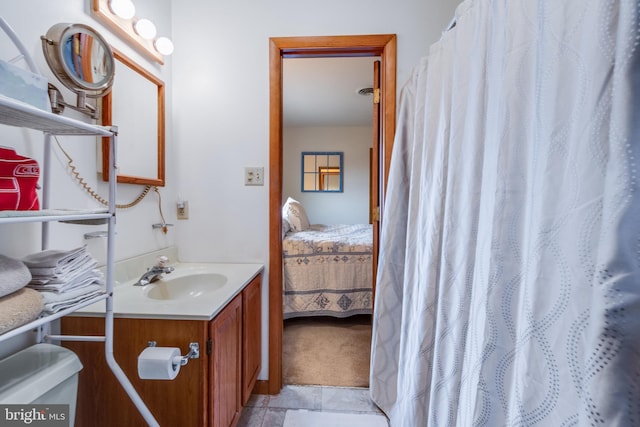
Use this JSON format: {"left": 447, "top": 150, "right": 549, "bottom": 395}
{"left": 370, "top": 0, "right": 640, "bottom": 425}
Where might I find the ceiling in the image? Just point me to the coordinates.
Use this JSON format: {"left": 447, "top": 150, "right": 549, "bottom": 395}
{"left": 282, "top": 56, "right": 379, "bottom": 128}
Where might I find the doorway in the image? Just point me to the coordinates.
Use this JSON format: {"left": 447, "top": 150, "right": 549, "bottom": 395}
{"left": 267, "top": 34, "right": 397, "bottom": 394}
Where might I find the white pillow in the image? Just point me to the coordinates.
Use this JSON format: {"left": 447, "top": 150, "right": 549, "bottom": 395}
{"left": 282, "top": 197, "right": 310, "bottom": 231}
{"left": 282, "top": 217, "right": 291, "bottom": 238}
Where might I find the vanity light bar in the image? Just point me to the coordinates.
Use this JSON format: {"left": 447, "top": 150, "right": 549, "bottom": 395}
{"left": 108, "top": 0, "right": 136, "bottom": 20}
{"left": 133, "top": 18, "right": 157, "bottom": 40}
{"left": 154, "top": 37, "right": 174, "bottom": 56}
{"left": 93, "top": 0, "right": 173, "bottom": 64}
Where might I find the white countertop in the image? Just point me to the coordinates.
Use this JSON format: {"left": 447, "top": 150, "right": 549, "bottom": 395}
{"left": 71, "top": 262, "right": 264, "bottom": 321}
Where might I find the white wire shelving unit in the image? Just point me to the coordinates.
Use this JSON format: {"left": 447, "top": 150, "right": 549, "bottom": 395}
{"left": 0, "top": 93, "right": 159, "bottom": 427}
{"left": 0, "top": 17, "right": 160, "bottom": 426}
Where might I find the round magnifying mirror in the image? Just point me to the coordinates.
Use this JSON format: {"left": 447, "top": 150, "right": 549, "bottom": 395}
{"left": 42, "top": 23, "right": 115, "bottom": 98}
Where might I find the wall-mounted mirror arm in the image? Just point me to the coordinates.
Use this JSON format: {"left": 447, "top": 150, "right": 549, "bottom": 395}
{"left": 47, "top": 82, "right": 98, "bottom": 119}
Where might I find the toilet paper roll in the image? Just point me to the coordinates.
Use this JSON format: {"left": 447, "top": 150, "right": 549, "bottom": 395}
{"left": 137, "top": 347, "right": 181, "bottom": 380}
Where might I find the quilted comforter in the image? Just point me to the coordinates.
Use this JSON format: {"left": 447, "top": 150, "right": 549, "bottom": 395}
{"left": 283, "top": 224, "right": 373, "bottom": 318}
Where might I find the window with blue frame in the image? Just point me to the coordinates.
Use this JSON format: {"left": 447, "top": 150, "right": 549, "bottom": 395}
{"left": 301, "top": 151, "right": 343, "bottom": 192}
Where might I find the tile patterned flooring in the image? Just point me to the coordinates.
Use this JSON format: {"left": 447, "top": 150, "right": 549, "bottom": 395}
{"left": 237, "top": 385, "right": 388, "bottom": 427}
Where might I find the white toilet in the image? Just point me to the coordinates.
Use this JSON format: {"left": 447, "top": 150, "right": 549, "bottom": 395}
{"left": 0, "top": 343, "right": 83, "bottom": 426}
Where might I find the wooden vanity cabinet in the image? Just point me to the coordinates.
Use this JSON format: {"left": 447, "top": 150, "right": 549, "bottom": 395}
{"left": 210, "top": 295, "right": 242, "bottom": 427}
{"left": 62, "top": 316, "right": 208, "bottom": 427}
{"left": 61, "top": 273, "right": 262, "bottom": 427}
{"left": 209, "top": 273, "right": 262, "bottom": 426}
{"left": 241, "top": 274, "right": 262, "bottom": 405}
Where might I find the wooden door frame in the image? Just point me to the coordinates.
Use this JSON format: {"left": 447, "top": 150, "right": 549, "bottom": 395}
{"left": 266, "top": 34, "right": 396, "bottom": 394}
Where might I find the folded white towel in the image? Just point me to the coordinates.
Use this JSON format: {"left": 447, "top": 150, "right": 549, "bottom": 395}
{"left": 27, "top": 252, "right": 94, "bottom": 277}
{"left": 40, "top": 283, "right": 104, "bottom": 314}
{"left": 29, "top": 257, "right": 98, "bottom": 285}
{"left": 28, "top": 269, "right": 104, "bottom": 293}
{"left": 22, "top": 245, "right": 87, "bottom": 270}
{"left": 0, "top": 254, "right": 32, "bottom": 298}
{"left": 22, "top": 247, "right": 104, "bottom": 310}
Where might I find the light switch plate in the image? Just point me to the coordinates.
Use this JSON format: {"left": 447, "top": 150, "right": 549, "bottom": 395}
{"left": 244, "top": 167, "right": 264, "bottom": 186}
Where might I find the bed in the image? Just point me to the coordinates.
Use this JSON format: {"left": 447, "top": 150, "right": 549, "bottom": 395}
{"left": 282, "top": 223, "right": 373, "bottom": 319}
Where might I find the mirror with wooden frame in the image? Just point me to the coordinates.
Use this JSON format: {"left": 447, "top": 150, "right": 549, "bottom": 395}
{"left": 101, "top": 48, "right": 165, "bottom": 186}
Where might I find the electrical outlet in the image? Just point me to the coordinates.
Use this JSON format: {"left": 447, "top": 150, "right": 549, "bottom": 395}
{"left": 244, "top": 167, "right": 264, "bottom": 186}
{"left": 177, "top": 201, "right": 189, "bottom": 220}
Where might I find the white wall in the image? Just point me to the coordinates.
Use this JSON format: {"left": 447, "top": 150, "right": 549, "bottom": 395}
{"left": 0, "top": 0, "right": 175, "bottom": 356}
{"left": 283, "top": 126, "right": 371, "bottom": 224}
{"left": 171, "top": 0, "right": 461, "bottom": 381}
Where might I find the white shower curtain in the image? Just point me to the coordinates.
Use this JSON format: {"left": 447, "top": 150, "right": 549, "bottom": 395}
{"left": 370, "top": 0, "right": 640, "bottom": 425}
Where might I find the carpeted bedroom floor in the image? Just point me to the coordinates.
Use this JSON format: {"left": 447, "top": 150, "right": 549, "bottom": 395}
{"left": 283, "top": 315, "right": 372, "bottom": 388}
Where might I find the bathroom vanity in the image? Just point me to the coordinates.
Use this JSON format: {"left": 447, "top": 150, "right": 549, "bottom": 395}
{"left": 61, "top": 263, "right": 263, "bottom": 427}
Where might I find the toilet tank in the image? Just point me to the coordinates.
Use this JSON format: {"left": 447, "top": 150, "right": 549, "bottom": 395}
{"left": 0, "top": 343, "right": 83, "bottom": 426}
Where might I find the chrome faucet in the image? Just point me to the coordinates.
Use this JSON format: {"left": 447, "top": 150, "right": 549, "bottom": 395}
{"left": 135, "top": 256, "right": 175, "bottom": 286}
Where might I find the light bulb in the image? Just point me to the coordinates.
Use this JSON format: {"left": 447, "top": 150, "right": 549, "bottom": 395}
{"left": 134, "top": 18, "right": 157, "bottom": 40}
{"left": 154, "top": 37, "right": 174, "bottom": 56}
{"left": 108, "top": 0, "right": 136, "bottom": 19}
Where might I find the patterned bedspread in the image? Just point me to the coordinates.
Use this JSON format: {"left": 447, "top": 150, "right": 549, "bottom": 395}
{"left": 283, "top": 224, "right": 373, "bottom": 319}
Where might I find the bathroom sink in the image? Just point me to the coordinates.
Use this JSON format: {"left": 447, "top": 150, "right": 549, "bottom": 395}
{"left": 144, "top": 273, "right": 228, "bottom": 300}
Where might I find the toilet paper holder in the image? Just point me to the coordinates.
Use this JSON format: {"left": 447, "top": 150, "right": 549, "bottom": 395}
{"left": 147, "top": 341, "right": 199, "bottom": 367}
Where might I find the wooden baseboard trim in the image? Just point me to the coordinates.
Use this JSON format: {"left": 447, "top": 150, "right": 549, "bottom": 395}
{"left": 252, "top": 380, "right": 271, "bottom": 395}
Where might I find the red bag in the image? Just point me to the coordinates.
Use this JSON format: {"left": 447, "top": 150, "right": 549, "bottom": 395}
{"left": 0, "top": 147, "right": 40, "bottom": 211}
